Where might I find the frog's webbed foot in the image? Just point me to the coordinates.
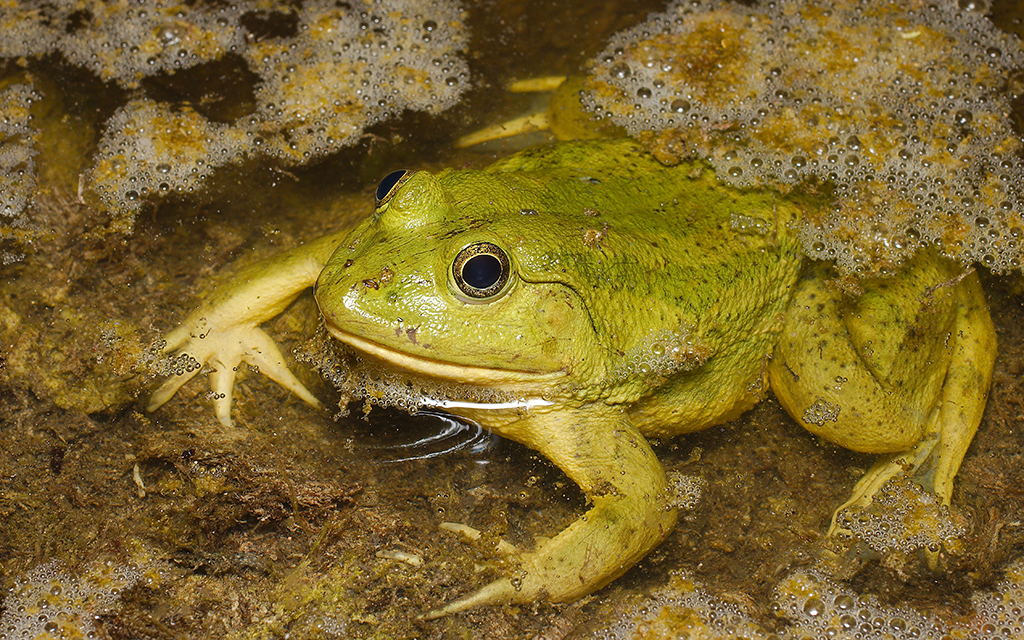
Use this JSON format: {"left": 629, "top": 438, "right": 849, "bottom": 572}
{"left": 826, "top": 428, "right": 940, "bottom": 538}
{"left": 145, "top": 234, "right": 348, "bottom": 425}
{"left": 148, "top": 316, "right": 321, "bottom": 426}
{"left": 769, "top": 251, "right": 995, "bottom": 558}
{"left": 423, "top": 410, "right": 676, "bottom": 619}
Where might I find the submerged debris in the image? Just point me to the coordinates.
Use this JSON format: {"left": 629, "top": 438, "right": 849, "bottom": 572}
{"left": 583, "top": 0, "right": 1024, "bottom": 276}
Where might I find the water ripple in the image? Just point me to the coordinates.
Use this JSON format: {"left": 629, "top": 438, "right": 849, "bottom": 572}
{"left": 349, "top": 408, "right": 498, "bottom": 463}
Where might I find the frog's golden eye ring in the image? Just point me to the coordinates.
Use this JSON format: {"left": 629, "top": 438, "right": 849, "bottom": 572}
{"left": 452, "top": 242, "right": 512, "bottom": 301}
{"left": 375, "top": 169, "right": 410, "bottom": 207}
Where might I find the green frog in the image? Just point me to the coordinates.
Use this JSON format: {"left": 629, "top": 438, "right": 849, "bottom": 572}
{"left": 147, "top": 137, "right": 996, "bottom": 618}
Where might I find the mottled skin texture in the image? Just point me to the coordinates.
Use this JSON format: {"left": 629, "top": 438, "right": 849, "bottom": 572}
{"left": 149, "top": 138, "right": 996, "bottom": 617}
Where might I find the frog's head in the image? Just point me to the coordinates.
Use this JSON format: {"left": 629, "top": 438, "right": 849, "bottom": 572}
{"left": 314, "top": 167, "right": 604, "bottom": 399}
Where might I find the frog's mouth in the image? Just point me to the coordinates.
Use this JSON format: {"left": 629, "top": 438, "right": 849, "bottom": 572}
{"left": 321, "top": 319, "right": 566, "bottom": 389}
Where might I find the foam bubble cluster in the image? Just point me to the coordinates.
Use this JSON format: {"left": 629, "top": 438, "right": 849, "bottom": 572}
{"left": 772, "top": 568, "right": 952, "bottom": 640}
{"left": 299, "top": 329, "right": 524, "bottom": 416}
{"left": 613, "top": 326, "right": 711, "bottom": 381}
{"left": 594, "top": 573, "right": 769, "bottom": 639}
{"left": 834, "top": 476, "right": 968, "bottom": 555}
{"left": 774, "top": 563, "right": 1024, "bottom": 640}
{"left": 0, "top": 1, "right": 244, "bottom": 87}
{"left": 594, "top": 557, "right": 1024, "bottom": 640}
{"left": 245, "top": 0, "right": 469, "bottom": 163}
{"left": 582, "top": 0, "right": 1024, "bottom": 275}
{"left": 667, "top": 471, "right": 707, "bottom": 510}
{"left": 0, "top": 0, "right": 469, "bottom": 230}
{"left": 0, "top": 83, "right": 38, "bottom": 261}
{"left": 90, "top": 100, "right": 252, "bottom": 229}
{"left": 0, "top": 560, "right": 143, "bottom": 640}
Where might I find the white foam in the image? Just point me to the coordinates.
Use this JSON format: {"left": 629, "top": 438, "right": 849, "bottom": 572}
{"left": 583, "top": 0, "right": 1024, "bottom": 275}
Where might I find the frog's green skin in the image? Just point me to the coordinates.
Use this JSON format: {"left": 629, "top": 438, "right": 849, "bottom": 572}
{"left": 149, "top": 137, "right": 996, "bottom": 618}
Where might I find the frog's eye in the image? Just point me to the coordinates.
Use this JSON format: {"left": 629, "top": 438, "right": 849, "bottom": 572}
{"left": 375, "top": 169, "right": 410, "bottom": 206}
{"left": 452, "top": 242, "right": 512, "bottom": 301}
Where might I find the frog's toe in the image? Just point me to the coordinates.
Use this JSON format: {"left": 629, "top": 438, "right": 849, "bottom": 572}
{"left": 147, "top": 367, "right": 202, "bottom": 412}
{"left": 209, "top": 361, "right": 238, "bottom": 426}
{"left": 241, "top": 329, "right": 322, "bottom": 411}
{"left": 421, "top": 578, "right": 519, "bottom": 620}
{"left": 148, "top": 324, "right": 320, "bottom": 425}
{"left": 826, "top": 433, "right": 939, "bottom": 538}
{"left": 160, "top": 316, "right": 210, "bottom": 354}
{"left": 507, "top": 76, "right": 569, "bottom": 92}
{"left": 147, "top": 336, "right": 244, "bottom": 424}
{"left": 419, "top": 525, "right": 536, "bottom": 619}
{"left": 455, "top": 76, "right": 570, "bottom": 148}
{"left": 455, "top": 112, "right": 551, "bottom": 148}
{"left": 421, "top": 412, "right": 676, "bottom": 619}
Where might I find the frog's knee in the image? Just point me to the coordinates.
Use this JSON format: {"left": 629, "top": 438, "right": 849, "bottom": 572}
{"left": 778, "top": 385, "right": 930, "bottom": 454}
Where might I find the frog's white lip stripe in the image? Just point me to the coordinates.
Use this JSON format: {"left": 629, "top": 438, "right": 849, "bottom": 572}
{"left": 322, "top": 321, "right": 566, "bottom": 388}
{"left": 419, "top": 397, "right": 554, "bottom": 410}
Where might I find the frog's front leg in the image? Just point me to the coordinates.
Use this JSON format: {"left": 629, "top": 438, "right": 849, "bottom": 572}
{"left": 424, "top": 406, "right": 676, "bottom": 618}
{"left": 148, "top": 230, "right": 348, "bottom": 425}
{"left": 767, "top": 251, "right": 996, "bottom": 533}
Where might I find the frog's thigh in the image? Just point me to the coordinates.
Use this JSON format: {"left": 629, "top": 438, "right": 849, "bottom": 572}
{"left": 767, "top": 253, "right": 995, "bottom": 508}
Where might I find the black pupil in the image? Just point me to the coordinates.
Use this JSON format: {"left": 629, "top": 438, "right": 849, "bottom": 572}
{"left": 375, "top": 169, "right": 407, "bottom": 203}
{"left": 462, "top": 254, "right": 502, "bottom": 289}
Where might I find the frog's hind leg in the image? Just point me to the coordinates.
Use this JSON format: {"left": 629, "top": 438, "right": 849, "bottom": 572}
{"left": 422, "top": 407, "right": 676, "bottom": 618}
{"left": 454, "top": 77, "right": 565, "bottom": 148}
{"left": 455, "top": 76, "right": 622, "bottom": 147}
{"left": 767, "top": 251, "right": 995, "bottom": 539}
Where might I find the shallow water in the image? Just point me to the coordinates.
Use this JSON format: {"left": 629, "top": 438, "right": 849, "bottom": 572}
{"left": 1, "top": 1, "right": 1024, "bottom": 639}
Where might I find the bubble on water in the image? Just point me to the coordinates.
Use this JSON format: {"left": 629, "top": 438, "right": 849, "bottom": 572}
{"left": 0, "top": 84, "right": 38, "bottom": 240}
{"left": 667, "top": 472, "right": 707, "bottom": 510}
{"left": 0, "top": 559, "right": 145, "bottom": 640}
{"left": 802, "top": 397, "right": 840, "bottom": 427}
{"left": 0, "top": 0, "right": 469, "bottom": 234}
{"left": 89, "top": 99, "right": 252, "bottom": 221}
{"left": 242, "top": 0, "right": 469, "bottom": 164}
{"left": 592, "top": 556, "right": 1024, "bottom": 639}
{"left": 581, "top": 0, "right": 1024, "bottom": 276}
{"left": 613, "top": 326, "right": 712, "bottom": 381}
{"left": 833, "top": 476, "right": 969, "bottom": 555}
{"left": 55, "top": 1, "right": 247, "bottom": 89}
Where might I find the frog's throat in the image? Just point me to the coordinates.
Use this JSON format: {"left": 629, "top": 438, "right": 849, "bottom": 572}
{"left": 322, "top": 320, "right": 567, "bottom": 389}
